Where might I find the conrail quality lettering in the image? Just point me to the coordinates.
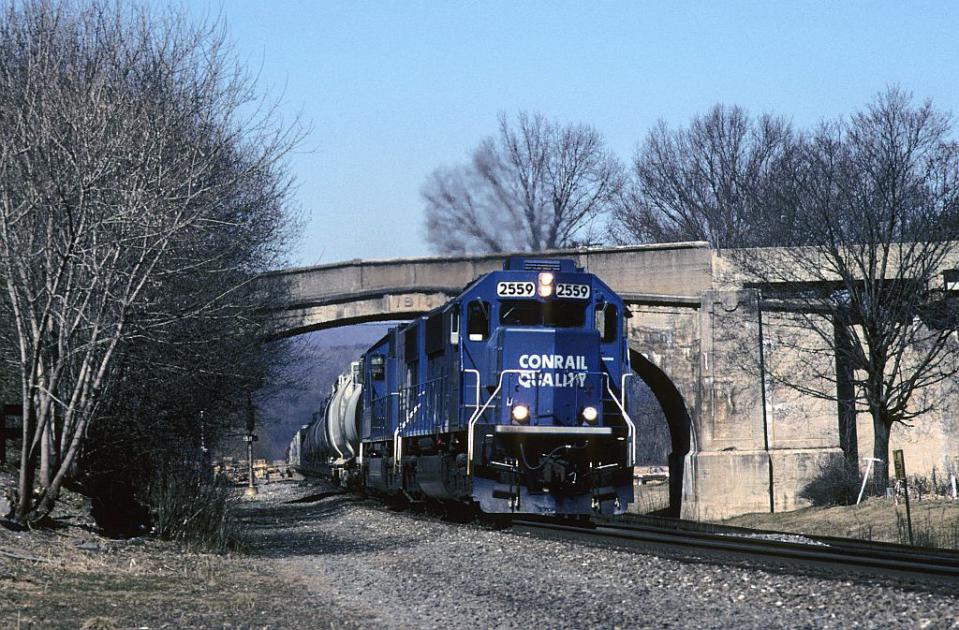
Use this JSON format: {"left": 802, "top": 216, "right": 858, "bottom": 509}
{"left": 516, "top": 354, "right": 588, "bottom": 388}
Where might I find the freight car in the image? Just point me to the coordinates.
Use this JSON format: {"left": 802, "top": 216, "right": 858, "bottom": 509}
{"left": 288, "top": 257, "right": 636, "bottom": 515}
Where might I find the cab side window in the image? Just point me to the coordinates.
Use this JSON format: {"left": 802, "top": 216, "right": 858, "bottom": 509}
{"left": 467, "top": 300, "right": 490, "bottom": 341}
{"left": 370, "top": 354, "right": 385, "bottom": 380}
{"left": 595, "top": 303, "right": 618, "bottom": 343}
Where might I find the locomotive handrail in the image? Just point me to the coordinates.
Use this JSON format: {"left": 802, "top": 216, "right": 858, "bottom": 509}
{"left": 394, "top": 396, "right": 423, "bottom": 472}
{"left": 604, "top": 374, "right": 636, "bottom": 467}
{"left": 394, "top": 376, "right": 451, "bottom": 471}
{"left": 370, "top": 391, "right": 400, "bottom": 440}
{"left": 466, "top": 369, "right": 529, "bottom": 475}
{"left": 398, "top": 377, "right": 448, "bottom": 434}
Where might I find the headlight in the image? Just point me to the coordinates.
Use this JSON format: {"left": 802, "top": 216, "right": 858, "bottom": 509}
{"left": 538, "top": 272, "right": 554, "bottom": 297}
{"left": 582, "top": 406, "right": 598, "bottom": 423}
{"left": 511, "top": 404, "right": 530, "bottom": 423}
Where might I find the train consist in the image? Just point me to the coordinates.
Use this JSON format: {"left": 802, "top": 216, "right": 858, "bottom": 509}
{"left": 288, "top": 257, "right": 636, "bottom": 515}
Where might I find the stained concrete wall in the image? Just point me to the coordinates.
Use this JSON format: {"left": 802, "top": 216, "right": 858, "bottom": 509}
{"left": 677, "top": 291, "right": 843, "bottom": 520}
{"left": 760, "top": 310, "right": 845, "bottom": 512}
{"left": 627, "top": 288, "right": 843, "bottom": 520}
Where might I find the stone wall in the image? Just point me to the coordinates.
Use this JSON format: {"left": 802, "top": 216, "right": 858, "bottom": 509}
{"left": 673, "top": 290, "right": 843, "bottom": 520}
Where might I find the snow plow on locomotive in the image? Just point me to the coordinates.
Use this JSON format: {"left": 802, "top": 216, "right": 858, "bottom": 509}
{"left": 287, "top": 257, "right": 636, "bottom": 515}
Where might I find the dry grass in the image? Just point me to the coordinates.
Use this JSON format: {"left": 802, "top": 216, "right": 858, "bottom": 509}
{"left": 630, "top": 480, "right": 670, "bottom": 514}
{"left": 0, "top": 523, "right": 361, "bottom": 629}
{"left": 0, "top": 470, "right": 358, "bottom": 629}
{"left": 719, "top": 497, "right": 959, "bottom": 548}
{"left": 149, "top": 463, "right": 245, "bottom": 552}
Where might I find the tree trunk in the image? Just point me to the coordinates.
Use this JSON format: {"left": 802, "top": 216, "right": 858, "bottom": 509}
{"left": 872, "top": 410, "right": 891, "bottom": 494}
{"left": 15, "top": 399, "right": 36, "bottom": 522}
{"left": 31, "top": 414, "right": 89, "bottom": 520}
{"left": 834, "top": 321, "right": 858, "bottom": 470}
{"left": 40, "top": 420, "right": 51, "bottom": 489}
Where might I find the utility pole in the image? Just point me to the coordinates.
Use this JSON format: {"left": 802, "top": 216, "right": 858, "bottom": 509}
{"left": 244, "top": 394, "right": 258, "bottom": 497}
{"left": 893, "top": 449, "right": 913, "bottom": 546}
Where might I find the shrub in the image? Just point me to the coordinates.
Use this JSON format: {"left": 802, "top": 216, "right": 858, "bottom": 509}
{"left": 149, "top": 461, "right": 244, "bottom": 552}
{"left": 799, "top": 458, "right": 863, "bottom": 507}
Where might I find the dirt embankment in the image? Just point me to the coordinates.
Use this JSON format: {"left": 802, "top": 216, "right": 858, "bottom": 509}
{"left": 0, "top": 479, "right": 356, "bottom": 630}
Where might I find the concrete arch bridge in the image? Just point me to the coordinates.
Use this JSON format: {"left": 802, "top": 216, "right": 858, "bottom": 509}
{"left": 261, "top": 242, "right": 959, "bottom": 520}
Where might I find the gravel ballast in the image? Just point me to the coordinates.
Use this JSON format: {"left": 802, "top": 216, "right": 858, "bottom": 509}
{"left": 245, "top": 482, "right": 959, "bottom": 629}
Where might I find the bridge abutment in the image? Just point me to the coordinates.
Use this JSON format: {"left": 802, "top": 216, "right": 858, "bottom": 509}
{"left": 678, "top": 290, "right": 842, "bottom": 519}
{"left": 628, "top": 289, "right": 843, "bottom": 519}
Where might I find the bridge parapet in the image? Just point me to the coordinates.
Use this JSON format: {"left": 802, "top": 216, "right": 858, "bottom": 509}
{"left": 261, "top": 242, "right": 714, "bottom": 336}
{"left": 711, "top": 242, "right": 959, "bottom": 291}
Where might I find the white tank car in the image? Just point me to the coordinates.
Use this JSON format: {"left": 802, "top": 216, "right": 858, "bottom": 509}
{"left": 293, "top": 362, "right": 363, "bottom": 478}
{"left": 327, "top": 362, "right": 362, "bottom": 462}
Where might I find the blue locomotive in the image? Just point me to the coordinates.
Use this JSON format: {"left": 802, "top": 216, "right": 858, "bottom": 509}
{"left": 288, "top": 256, "right": 636, "bottom": 515}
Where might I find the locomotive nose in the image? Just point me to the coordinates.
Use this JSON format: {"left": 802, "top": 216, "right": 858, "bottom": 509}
{"left": 498, "top": 327, "right": 603, "bottom": 427}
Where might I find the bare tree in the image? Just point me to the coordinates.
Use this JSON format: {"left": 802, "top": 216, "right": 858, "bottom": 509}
{"left": 422, "top": 112, "right": 624, "bottom": 253}
{"left": 0, "top": 0, "right": 299, "bottom": 523}
{"left": 742, "top": 88, "right": 959, "bottom": 489}
{"left": 612, "top": 105, "right": 800, "bottom": 249}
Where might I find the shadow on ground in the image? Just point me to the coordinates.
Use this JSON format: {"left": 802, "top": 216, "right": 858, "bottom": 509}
{"left": 237, "top": 483, "right": 416, "bottom": 560}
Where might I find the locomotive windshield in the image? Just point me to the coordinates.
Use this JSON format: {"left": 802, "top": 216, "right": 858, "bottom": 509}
{"left": 499, "top": 300, "right": 586, "bottom": 327}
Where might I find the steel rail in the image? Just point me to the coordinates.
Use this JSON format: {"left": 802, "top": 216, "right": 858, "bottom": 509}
{"left": 511, "top": 518, "right": 959, "bottom": 581}
{"left": 606, "top": 513, "right": 959, "bottom": 564}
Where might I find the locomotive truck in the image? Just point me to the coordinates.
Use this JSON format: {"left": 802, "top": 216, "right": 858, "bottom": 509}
{"left": 288, "top": 256, "right": 636, "bottom": 515}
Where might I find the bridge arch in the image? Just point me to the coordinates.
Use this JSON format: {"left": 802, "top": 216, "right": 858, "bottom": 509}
{"left": 629, "top": 349, "right": 692, "bottom": 517}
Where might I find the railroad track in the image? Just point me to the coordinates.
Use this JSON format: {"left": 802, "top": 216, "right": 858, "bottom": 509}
{"left": 511, "top": 517, "right": 959, "bottom": 583}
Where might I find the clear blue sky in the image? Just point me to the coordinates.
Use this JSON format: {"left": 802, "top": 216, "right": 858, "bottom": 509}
{"left": 174, "top": 1, "right": 959, "bottom": 267}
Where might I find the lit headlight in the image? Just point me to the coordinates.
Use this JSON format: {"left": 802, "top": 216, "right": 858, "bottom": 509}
{"left": 538, "top": 272, "right": 554, "bottom": 297}
{"left": 511, "top": 404, "right": 530, "bottom": 423}
{"left": 582, "top": 406, "right": 598, "bottom": 423}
